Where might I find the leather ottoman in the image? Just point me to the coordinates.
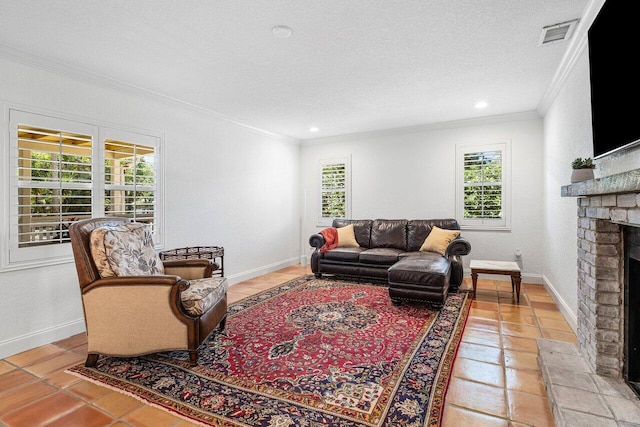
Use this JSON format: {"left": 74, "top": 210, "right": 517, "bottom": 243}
{"left": 388, "top": 256, "right": 451, "bottom": 306}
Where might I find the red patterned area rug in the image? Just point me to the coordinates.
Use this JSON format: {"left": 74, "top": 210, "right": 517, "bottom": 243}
{"left": 68, "top": 276, "right": 471, "bottom": 426}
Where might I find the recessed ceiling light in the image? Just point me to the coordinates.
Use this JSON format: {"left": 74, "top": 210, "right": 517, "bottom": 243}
{"left": 474, "top": 101, "right": 489, "bottom": 109}
{"left": 272, "top": 25, "right": 292, "bottom": 38}
{"left": 309, "top": 126, "right": 319, "bottom": 133}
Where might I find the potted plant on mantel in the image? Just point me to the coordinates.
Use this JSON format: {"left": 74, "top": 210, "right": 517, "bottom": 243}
{"left": 571, "top": 157, "right": 596, "bottom": 183}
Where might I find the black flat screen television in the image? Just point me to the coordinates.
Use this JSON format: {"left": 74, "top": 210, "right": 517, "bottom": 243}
{"left": 588, "top": 0, "right": 640, "bottom": 159}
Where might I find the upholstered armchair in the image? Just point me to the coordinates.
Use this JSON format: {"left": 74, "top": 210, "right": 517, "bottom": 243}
{"left": 69, "top": 217, "right": 227, "bottom": 367}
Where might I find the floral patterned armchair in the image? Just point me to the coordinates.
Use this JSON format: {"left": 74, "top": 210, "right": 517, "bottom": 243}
{"left": 69, "top": 217, "right": 227, "bottom": 367}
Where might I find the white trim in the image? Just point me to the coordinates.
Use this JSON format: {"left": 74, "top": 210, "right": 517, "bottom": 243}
{"left": 317, "top": 156, "right": 352, "bottom": 227}
{"left": 537, "top": 0, "right": 606, "bottom": 115}
{"left": 456, "top": 140, "right": 511, "bottom": 231}
{"left": 542, "top": 274, "right": 578, "bottom": 333}
{"left": 301, "top": 111, "right": 540, "bottom": 145}
{"left": 1, "top": 104, "right": 165, "bottom": 271}
{"left": 0, "top": 44, "right": 299, "bottom": 145}
{"left": 0, "top": 319, "right": 86, "bottom": 360}
{"left": 226, "top": 257, "right": 300, "bottom": 286}
{"left": 100, "top": 127, "right": 164, "bottom": 249}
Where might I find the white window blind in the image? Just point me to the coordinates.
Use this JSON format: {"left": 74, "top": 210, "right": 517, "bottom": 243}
{"left": 456, "top": 142, "right": 510, "bottom": 230}
{"left": 17, "top": 125, "right": 93, "bottom": 248}
{"left": 104, "top": 139, "right": 157, "bottom": 232}
{"left": 463, "top": 150, "right": 502, "bottom": 219}
{"left": 319, "top": 157, "right": 351, "bottom": 225}
{"left": 5, "top": 109, "right": 163, "bottom": 270}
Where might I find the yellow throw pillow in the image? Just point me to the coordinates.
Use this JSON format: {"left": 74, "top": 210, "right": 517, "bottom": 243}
{"left": 336, "top": 224, "right": 360, "bottom": 248}
{"left": 420, "top": 226, "right": 460, "bottom": 255}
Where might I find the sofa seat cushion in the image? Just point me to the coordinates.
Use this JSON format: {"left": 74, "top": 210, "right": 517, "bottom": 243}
{"left": 398, "top": 251, "right": 443, "bottom": 259}
{"left": 180, "top": 276, "right": 228, "bottom": 316}
{"left": 388, "top": 257, "right": 451, "bottom": 287}
{"left": 324, "top": 247, "right": 365, "bottom": 262}
{"left": 359, "top": 248, "right": 404, "bottom": 265}
{"left": 90, "top": 222, "right": 164, "bottom": 277}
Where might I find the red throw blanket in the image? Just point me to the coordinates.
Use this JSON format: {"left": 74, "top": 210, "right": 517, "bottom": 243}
{"left": 319, "top": 227, "right": 338, "bottom": 253}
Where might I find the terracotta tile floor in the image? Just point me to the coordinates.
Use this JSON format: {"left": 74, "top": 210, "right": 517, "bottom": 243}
{"left": 0, "top": 266, "right": 574, "bottom": 426}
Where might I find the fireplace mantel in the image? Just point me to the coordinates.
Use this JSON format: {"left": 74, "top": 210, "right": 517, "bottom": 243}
{"left": 561, "top": 168, "right": 640, "bottom": 197}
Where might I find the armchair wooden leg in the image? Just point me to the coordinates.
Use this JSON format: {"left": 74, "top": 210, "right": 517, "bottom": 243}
{"left": 188, "top": 350, "right": 198, "bottom": 365}
{"left": 219, "top": 315, "right": 227, "bottom": 331}
{"left": 85, "top": 354, "right": 99, "bottom": 367}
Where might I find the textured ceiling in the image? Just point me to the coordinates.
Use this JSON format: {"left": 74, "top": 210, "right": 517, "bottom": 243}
{"left": 0, "top": 0, "right": 588, "bottom": 140}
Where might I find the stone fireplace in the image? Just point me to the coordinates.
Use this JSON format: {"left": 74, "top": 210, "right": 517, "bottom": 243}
{"left": 537, "top": 168, "right": 640, "bottom": 425}
{"left": 561, "top": 168, "right": 640, "bottom": 383}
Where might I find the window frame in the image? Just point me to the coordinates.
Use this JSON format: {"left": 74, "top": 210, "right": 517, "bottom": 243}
{"left": 455, "top": 141, "right": 511, "bottom": 231}
{"left": 318, "top": 156, "right": 351, "bottom": 227}
{"left": 101, "top": 127, "right": 162, "bottom": 245}
{"left": 2, "top": 107, "right": 164, "bottom": 271}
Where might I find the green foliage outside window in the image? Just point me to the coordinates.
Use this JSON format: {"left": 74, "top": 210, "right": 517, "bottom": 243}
{"left": 26, "top": 151, "right": 92, "bottom": 216}
{"left": 463, "top": 150, "right": 503, "bottom": 219}
{"left": 321, "top": 163, "right": 346, "bottom": 218}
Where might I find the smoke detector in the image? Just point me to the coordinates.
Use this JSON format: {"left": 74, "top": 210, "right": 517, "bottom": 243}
{"left": 538, "top": 19, "right": 579, "bottom": 45}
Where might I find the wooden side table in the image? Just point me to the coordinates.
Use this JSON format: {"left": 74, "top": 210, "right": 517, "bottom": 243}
{"left": 470, "top": 260, "right": 522, "bottom": 302}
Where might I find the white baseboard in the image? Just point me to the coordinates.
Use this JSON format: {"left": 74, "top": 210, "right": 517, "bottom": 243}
{"left": 463, "top": 268, "right": 577, "bottom": 332}
{"left": 541, "top": 275, "right": 577, "bottom": 333}
{"left": 226, "top": 257, "right": 300, "bottom": 286}
{"left": 0, "top": 258, "right": 301, "bottom": 360}
{"left": 0, "top": 319, "right": 86, "bottom": 360}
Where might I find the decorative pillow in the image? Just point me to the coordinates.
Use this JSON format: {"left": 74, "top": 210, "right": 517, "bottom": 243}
{"left": 90, "top": 222, "right": 164, "bottom": 277}
{"left": 419, "top": 226, "right": 460, "bottom": 255}
{"left": 337, "top": 224, "right": 360, "bottom": 248}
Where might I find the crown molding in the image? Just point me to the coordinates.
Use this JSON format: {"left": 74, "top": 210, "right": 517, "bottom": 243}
{"left": 537, "top": 0, "right": 605, "bottom": 115}
{"left": 301, "top": 111, "right": 541, "bottom": 146}
{"left": 0, "top": 43, "right": 299, "bottom": 145}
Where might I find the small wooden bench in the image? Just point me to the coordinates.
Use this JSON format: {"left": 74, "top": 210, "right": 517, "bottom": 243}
{"left": 470, "top": 260, "right": 522, "bottom": 302}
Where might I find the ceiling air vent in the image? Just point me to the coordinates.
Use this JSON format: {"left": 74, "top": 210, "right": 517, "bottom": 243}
{"left": 538, "top": 19, "right": 579, "bottom": 46}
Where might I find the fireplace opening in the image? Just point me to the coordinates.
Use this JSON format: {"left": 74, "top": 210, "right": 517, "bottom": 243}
{"left": 624, "top": 226, "right": 640, "bottom": 397}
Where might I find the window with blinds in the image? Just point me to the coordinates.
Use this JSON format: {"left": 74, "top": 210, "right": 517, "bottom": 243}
{"left": 456, "top": 142, "right": 510, "bottom": 230}
{"left": 463, "top": 150, "right": 502, "bottom": 219}
{"left": 6, "top": 109, "right": 163, "bottom": 270}
{"left": 17, "top": 125, "right": 93, "bottom": 248}
{"left": 104, "top": 140, "right": 157, "bottom": 230}
{"left": 319, "top": 157, "right": 351, "bottom": 225}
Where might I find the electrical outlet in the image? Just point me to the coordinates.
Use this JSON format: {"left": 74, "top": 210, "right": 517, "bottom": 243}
{"left": 515, "top": 249, "right": 522, "bottom": 258}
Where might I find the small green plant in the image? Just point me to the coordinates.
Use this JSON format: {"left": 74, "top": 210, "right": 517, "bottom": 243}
{"left": 571, "top": 157, "right": 596, "bottom": 169}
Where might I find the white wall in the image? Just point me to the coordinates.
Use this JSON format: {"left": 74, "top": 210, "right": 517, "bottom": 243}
{"left": 300, "top": 113, "right": 544, "bottom": 281}
{"left": 540, "top": 0, "right": 640, "bottom": 331}
{"left": 0, "top": 55, "right": 301, "bottom": 358}
{"left": 541, "top": 52, "right": 592, "bottom": 329}
{"left": 542, "top": 49, "right": 640, "bottom": 331}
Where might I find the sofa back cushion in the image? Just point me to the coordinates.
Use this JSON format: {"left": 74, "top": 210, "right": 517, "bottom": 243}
{"left": 332, "top": 219, "right": 373, "bottom": 248}
{"left": 407, "top": 219, "right": 460, "bottom": 252}
{"left": 370, "top": 219, "right": 408, "bottom": 250}
{"left": 90, "top": 222, "right": 164, "bottom": 277}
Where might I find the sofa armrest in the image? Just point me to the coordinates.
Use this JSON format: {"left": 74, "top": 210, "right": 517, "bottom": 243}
{"left": 445, "top": 236, "right": 471, "bottom": 258}
{"left": 309, "top": 233, "right": 326, "bottom": 249}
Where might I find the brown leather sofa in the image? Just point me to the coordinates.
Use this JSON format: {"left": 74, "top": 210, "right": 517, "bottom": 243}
{"left": 309, "top": 219, "right": 471, "bottom": 305}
